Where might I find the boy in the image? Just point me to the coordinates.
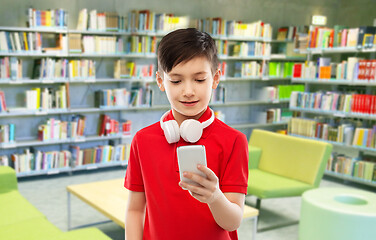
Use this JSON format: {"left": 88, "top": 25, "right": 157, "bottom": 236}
{"left": 124, "top": 28, "right": 249, "bottom": 240}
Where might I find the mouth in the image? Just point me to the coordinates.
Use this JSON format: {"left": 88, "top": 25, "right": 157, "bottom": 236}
{"left": 180, "top": 100, "right": 199, "bottom": 106}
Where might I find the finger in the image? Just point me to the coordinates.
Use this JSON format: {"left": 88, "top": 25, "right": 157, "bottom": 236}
{"left": 183, "top": 172, "right": 212, "bottom": 189}
{"left": 197, "top": 165, "right": 218, "bottom": 181}
{"left": 189, "top": 189, "right": 215, "bottom": 204}
{"left": 179, "top": 181, "right": 210, "bottom": 196}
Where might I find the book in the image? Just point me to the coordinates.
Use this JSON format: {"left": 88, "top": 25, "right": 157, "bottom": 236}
{"left": 122, "top": 121, "right": 132, "bottom": 135}
{"left": 292, "top": 63, "right": 303, "bottom": 78}
{"left": 98, "top": 114, "right": 109, "bottom": 136}
{"left": 0, "top": 91, "right": 7, "bottom": 112}
{"left": 269, "top": 62, "right": 280, "bottom": 77}
{"left": 114, "top": 59, "right": 130, "bottom": 78}
{"left": 68, "top": 59, "right": 95, "bottom": 79}
{"left": 357, "top": 26, "right": 376, "bottom": 48}
{"left": 317, "top": 57, "right": 331, "bottom": 78}
{"left": 347, "top": 28, "right": 359, "bottom": 47}
{"left": 347, "top": 57, "right": 358, "bottom": 80}
{"left": 277, "top": 27, "right": 288, "bottom": 40}
{"left": 68, "top": 34, "right": 82, "bottom": 53}
{"left": 340, "top": 28, "right": 348, "bottom": 47}
{"left": 76, "top": 9, "right": 88, "bottom": 30}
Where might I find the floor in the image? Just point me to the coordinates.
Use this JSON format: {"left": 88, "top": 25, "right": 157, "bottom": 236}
{"left": 17, "top": 167, "right": 372, "bottom": 240}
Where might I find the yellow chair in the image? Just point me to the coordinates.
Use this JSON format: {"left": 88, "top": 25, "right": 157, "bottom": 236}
{"left": 247, "top": 129, "right": 332, "bottom": 210}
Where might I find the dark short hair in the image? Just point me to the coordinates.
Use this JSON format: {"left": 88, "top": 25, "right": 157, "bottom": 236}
{"left": 157, "top": 28, "right": 219, "bottom": 74}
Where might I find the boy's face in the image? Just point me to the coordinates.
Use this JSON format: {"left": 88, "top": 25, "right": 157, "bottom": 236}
{"left": 157, "top": 56, "right": 220, "bottom": 122}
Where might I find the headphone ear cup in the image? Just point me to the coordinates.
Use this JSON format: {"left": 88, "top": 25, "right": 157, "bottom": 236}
{"left": 180, "top": 119, "right": 203, "bottom": 143}
{"left": 179, "top": 120, "right": 188, "bottom": 142}
{"left": 163, "top": 120, "right": 180, "bottom": 144}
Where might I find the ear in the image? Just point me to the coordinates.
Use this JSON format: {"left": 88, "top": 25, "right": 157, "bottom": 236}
{"left": 156, "top": 71, "right": 165, "bottom": 91}
{"left": 212, "top": 69, "right": 221, "bottom": 89}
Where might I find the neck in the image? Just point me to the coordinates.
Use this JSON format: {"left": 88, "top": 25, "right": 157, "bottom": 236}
{"left": 172, "top": 108, "right": 207, "bottom": 126}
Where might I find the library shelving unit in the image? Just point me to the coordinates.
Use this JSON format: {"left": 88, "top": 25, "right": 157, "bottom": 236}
{"left": 212, "top": 32, "right": 304, "bottom": 131}
{"left": 0, "top": 10, "right": 302, "bottom": 177}
{"left": 0, "top": 25, "right": 137, "bottom": 177}
{"left": 289, "top": 29, "right": 376, "bottom": 187}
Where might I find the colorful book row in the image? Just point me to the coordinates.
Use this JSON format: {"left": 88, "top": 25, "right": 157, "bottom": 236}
{"left": 0, "top": 143, "right": 128, "bottom": 174}
{"left": 257, "top": 84, "right": 304, "bottom": 101}
{"left": 290, "top": 91, "right": 376, "bottom": 115}
{"left": 98, "top": 114, "right": 131, "bottom": 137}
{"left": 293, "top": 58, "right": 376, "bottom": 81}
{"left": 266, "top": 108, "right": 294, "bottom": 123}
{"left": 307, "top": 25, "right": 376, "bottom": 49}
{"left": 32, "top": 58, "right": 69, "bottom": 79}
{"left": 229, "top": 42, "right": 270, "bottom": 57}
{"left": 114, "top": 60, "right": 155, "bottom": 79}
{"left": 27, "top": 8, "right": 68, "bottom": 28}
{"left": 76, "top": 9, "right": 125, "bottom": 32}
{"left": 95, "top": 86, "right": 152, "bottom": 108}
{"left": 129, "top": 10, "right": 190, "bottom": 33}
{"left": 25, "top": 8, "right": 275, "bottom": 39}
{"left": 288, "top": 117, "right": 376, "bottom": 149}
{"left": 192, "top": 18, "right": 272, "bottom": 39}
{"left": 0, "top": 124, "right": 15, "bottom": 143}
{"left": 276, "top": 26, "right": 309, "bottom": 41}
{"left": 76, "top": 9, "right": 190, "bottom": 33}
{"left": 70, "top": 144, "right": 128, "bottom": 167}
{"left": 268, "top": 62, "right": 294, "bottom": 78}
{"left": 0, "top": 31, "right": 42, "bottom": 52}
{"left": 37, "top": 116, "right": 86, "bottom": 141}
{"left": 25, "top": 85, "right": 69, "bottom": 110}
{"left": 234, "top": 61, "right": 261, "bottom": 78}
{"left": 0, "top": 32, "right": 66, "bottom": 53}
{"left": 327, "top": 153, "right": 375, "bottom": 182}
{"left": 1, "top": 57, "right": 157, "bottom": 80}
{"left": 69, "top": 34, "right": 157, "bottom": 55}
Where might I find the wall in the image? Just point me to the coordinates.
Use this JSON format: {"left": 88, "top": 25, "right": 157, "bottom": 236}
{"left": 336, "top": 0, "right": 376, "bottom": 27}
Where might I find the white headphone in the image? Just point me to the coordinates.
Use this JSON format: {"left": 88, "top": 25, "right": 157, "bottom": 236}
{"left": 160, "top": 109, "right": 215, "bottom": 144}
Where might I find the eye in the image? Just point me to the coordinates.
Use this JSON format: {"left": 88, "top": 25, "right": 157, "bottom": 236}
{"left": 170, "top": 80, "right": 181, "bottom": 84}
{"left": 196, "top": 79, "right": 206, "bottom": 82}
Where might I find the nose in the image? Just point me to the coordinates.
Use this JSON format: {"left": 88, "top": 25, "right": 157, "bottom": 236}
{"left": 183, "top": 81, "right": 195, "bottom": 97}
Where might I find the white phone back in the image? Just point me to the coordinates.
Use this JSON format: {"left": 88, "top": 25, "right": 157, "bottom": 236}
{"left": 177, "top": 145, "right": 207, "bottom": 186}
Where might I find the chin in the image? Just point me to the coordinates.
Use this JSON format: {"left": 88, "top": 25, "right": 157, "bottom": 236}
{"left": 178, "top": 107, "right": 206, "bottom": 118}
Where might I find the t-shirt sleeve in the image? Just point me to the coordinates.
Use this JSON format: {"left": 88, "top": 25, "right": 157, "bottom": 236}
{"left": 220, "top": 132, "right": 249, "bottom": 194}
{"left": 124, "top": 133, "right": 145, "bottom": 192}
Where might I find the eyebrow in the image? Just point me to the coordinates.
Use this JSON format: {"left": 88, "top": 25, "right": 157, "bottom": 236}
{"left": 192, "top": 71, "right": 209, "bottom": 76}
{"left": 168, "top": 73, "right": 183, "bottom": 77}
{"left": 168, "top": 71, "right": 209, "bottom": 77}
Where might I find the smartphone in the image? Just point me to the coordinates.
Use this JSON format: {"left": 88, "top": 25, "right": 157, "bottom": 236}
{"left": 177, "top": 145, "right": 207, "bottom": 187}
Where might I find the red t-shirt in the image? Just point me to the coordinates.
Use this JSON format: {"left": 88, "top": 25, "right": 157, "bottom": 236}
{"left": 124, "top": 107, "right": 249, "bottom": 240}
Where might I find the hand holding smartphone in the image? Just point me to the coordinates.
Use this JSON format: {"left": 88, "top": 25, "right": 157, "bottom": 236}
{"left": 177, "top": 145, "right": 207, "bottom": 187}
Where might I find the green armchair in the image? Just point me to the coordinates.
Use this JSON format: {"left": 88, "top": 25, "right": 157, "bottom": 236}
{"left": 247, "top": 129, "right": 332, "bottom": 210}
{"left": 0, "top": 166, "right": 111, "bottom": 240}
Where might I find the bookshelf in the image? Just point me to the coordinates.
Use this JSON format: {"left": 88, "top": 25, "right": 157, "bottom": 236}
{"left": 0, "top": 8, "right": 305, "bottom": 177}
{"left": 231, "top": 121, "right": 288, "bottom": 129}
{"left": 0, "top": 134, "right": 131, "bottom": 149}
{"left": 295, "top": 46, "right": 376, "bottom": 55}
{"left": 289, "top": 24, "right": 376, "bottom": 187}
